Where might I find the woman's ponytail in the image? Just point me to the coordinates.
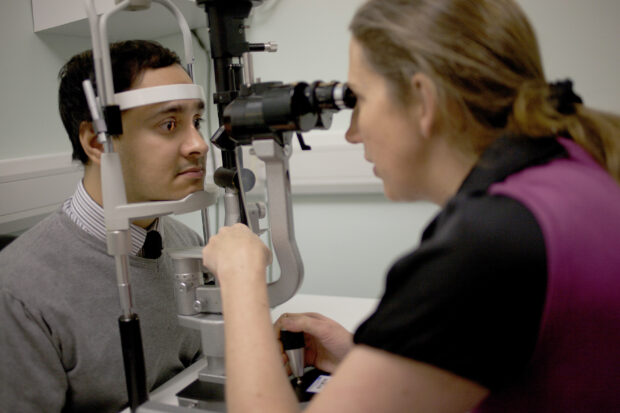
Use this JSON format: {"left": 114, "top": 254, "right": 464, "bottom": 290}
{"left": 512, "top": 79, "right": 620, "bottom": 183}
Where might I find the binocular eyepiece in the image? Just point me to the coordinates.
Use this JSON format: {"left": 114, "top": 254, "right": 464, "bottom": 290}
{"left": 222, "top": 81, "right": 356, "bottom": 144}
{"left": 306, "top": 81, "right": 357, "bottom": 112}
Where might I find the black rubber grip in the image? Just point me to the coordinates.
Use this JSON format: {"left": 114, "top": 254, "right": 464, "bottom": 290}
{"left": 280, "top": 330, "right": 305, "bottom": 350}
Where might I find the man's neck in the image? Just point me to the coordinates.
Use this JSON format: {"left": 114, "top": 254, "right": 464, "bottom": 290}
{"left": 82, "top": 163, "right": 155, "bottom": 229}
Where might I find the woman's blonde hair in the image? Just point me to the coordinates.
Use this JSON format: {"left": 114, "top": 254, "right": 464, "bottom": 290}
{"left": 350, "top": 0, "right": 620, "bottom": 183}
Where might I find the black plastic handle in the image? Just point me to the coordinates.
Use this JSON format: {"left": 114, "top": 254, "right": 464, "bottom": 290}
{"left": 280, "top": 330, "right": 305, "bottom": 350}
{"left": 119, "top": 314, "right": 148, "bottom": 412}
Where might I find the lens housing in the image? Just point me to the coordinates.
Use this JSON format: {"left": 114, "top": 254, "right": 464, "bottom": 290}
{"left": 223, "top": 80, "right": 356, "bottom": 143}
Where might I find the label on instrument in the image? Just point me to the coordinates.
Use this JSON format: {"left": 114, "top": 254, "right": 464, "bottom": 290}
{"left": 306, "top": 375, "right": 330, "bottom": 393}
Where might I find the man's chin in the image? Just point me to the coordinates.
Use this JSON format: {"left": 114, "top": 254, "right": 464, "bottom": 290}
{"left": 137, "top": 184, "right": 206, "bottom": 203}
{"left": 179, "top": 184, "right": 206, "bottom": 199}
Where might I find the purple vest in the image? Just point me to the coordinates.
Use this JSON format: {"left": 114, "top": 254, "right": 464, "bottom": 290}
{"left": 474, "top": 138, "right": 620, "bottom": 412}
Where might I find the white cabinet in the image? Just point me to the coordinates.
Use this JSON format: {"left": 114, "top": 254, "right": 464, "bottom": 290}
{"left": 31, "top": 0, "right": 207, "bottom": 40}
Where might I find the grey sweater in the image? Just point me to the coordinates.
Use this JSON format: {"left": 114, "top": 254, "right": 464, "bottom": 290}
{"left": 0, "top": 210, "right": 202, "bottom": 412}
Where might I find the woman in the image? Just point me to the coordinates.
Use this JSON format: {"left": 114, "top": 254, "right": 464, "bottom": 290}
{"left": 202, "top": 0, "right": 620, "bottom": 411}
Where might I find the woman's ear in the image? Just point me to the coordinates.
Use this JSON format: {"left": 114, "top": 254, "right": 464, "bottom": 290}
{"left": 411, "top": 73, "right": 437, "bottom": 140}
{"left": 78, "top": 121, "right": 103, "bottom": 166}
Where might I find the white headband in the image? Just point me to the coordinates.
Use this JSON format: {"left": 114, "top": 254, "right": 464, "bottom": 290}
{"left": 112, "top": 83, "right": 205, "bottom": 110}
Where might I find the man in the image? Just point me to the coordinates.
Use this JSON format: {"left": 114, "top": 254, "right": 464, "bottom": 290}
{"left": 0, "top": 40, "right": 206, "bottom": 412}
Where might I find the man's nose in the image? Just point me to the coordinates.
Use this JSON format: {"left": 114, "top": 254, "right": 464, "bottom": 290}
{"left": 183, "top": 126, "right": 208, "bottom": 157}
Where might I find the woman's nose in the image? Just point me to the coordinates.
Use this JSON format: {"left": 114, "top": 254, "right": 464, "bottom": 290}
{"left": 345, "top": 106, "right": 361, "bottom": 144}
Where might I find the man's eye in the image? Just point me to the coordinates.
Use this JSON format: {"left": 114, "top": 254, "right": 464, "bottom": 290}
{"left": 194, "top": 117, "right": 204, "bottom": 130}
{"left": 161, "top": 120, "right": 176, "bottom": 132}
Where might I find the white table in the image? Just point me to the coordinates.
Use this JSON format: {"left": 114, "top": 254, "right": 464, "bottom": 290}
{"left": 126, "top": 294, "right": 379, "bottom": 412}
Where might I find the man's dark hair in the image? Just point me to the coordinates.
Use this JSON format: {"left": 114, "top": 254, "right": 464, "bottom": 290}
{"left": 58, "top": 40, "right": 182, "bottom": 164}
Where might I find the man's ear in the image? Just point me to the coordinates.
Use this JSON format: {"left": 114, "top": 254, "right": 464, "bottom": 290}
{"left": 79, "top": 121, "right": 103, "bottom": 165}
{"left": 410, "top": 73, "right": 437, "bottom": 140}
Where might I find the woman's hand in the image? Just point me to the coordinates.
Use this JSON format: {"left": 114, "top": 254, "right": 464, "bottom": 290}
{"left": 275, "top": 312, "right": 354, "bottom": 374}
{"left": 202, "top": 223, "right": 272, "bottom": 287}
{"left": 203, "top": 225, "right": 299, "bottom": 413}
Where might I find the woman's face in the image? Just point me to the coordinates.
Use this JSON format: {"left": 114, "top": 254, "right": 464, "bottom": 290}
{"left": 346, "top": 38, "right": 432, "bottom": 201}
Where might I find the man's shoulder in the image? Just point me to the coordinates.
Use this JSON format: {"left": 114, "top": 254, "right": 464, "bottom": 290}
{"left": 1, "top": 211, "right": 64, "bottom": 257}
{"left": 2, "top": 209, "right": 84, "bottom": 249}
{"left": 0, "top": 210, "right": 103, "bottom": 289}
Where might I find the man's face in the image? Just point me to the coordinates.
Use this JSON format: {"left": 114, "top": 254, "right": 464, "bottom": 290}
{"left": 114, "top": 64, "right": 208, "bottom": 203}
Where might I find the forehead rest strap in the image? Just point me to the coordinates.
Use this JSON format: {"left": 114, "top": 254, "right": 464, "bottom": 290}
{"left": 113, "top": 84, "right": 205, "bottom": 110}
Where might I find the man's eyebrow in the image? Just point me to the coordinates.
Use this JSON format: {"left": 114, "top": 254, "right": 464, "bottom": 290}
{"left": 145, "top": 100, "right": 205, "bottom": 120}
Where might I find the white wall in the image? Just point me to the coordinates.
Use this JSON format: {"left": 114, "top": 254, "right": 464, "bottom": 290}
{"left": 0, "top": 2, "right": 91, "bottom": 161}
{"left": 517, "top": 0, "right": 620, "bottom": 111}
{"left": 1, "top": 0, "right": 619, "bottom": 298}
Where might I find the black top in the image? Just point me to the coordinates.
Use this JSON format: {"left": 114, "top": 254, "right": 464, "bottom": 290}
{"left": 354, "top": 136, "right": 568, "bottom": 391}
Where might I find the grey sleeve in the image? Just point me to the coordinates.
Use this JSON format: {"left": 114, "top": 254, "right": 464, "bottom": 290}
{"left": 0, "top": 290, "right": 67, "bottom": 413}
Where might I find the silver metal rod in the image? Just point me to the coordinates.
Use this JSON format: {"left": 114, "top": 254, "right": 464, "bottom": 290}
{"left": 114, "top": 254, "right": 133, "bottom": 318}
{"left": 241, "top": 52, "right": 254, "bottom": 87}
{"left": 200, "top": 208, "right": 211, "bottom": 244}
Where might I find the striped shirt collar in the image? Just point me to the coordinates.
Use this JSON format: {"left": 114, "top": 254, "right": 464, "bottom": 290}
{"left": 62, "top": 180, "right": 160, "bottom": 256}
